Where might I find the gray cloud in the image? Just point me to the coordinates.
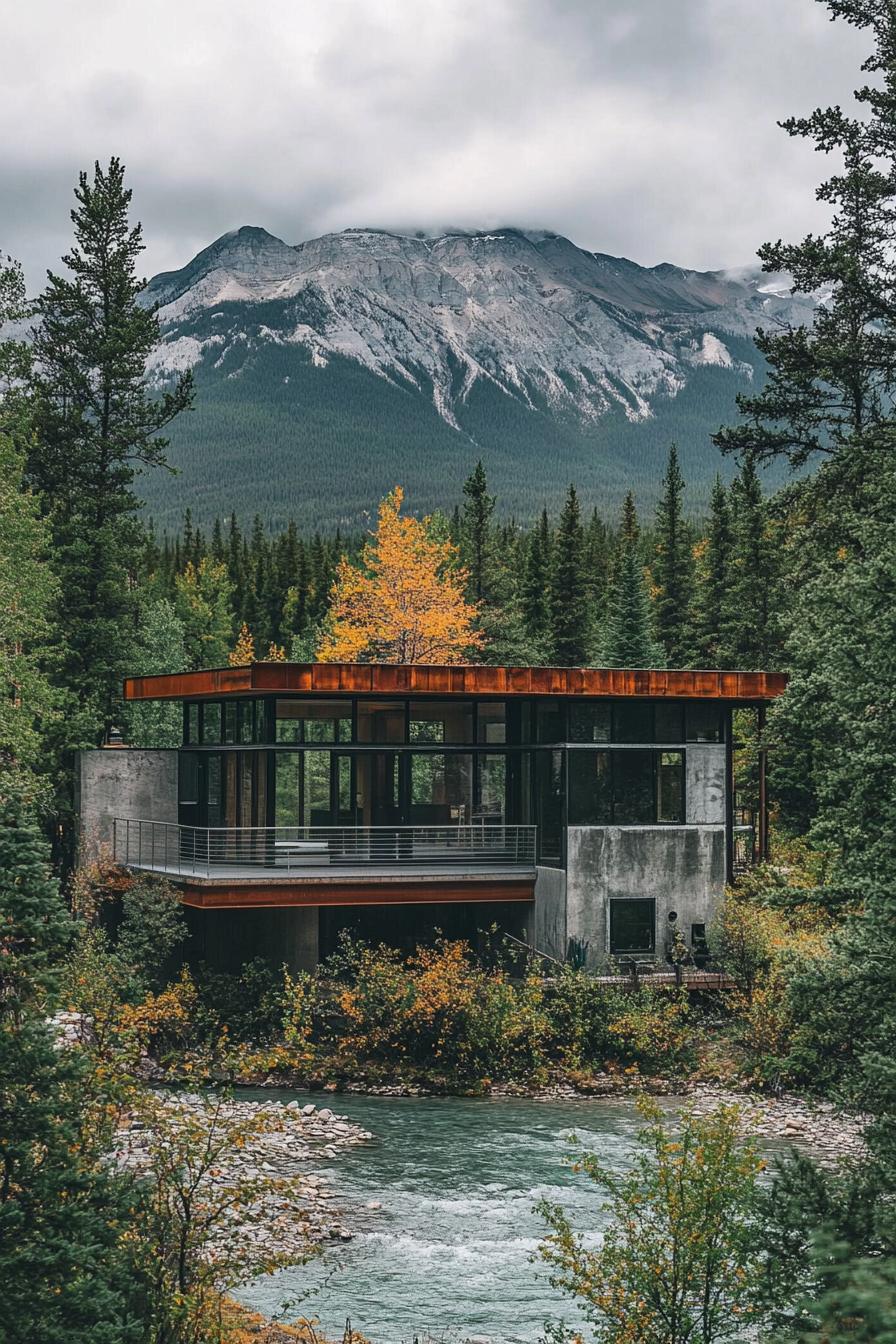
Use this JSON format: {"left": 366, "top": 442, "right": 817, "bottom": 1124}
{"left": 0, "top": 0, "right": 869, "bottom": 289}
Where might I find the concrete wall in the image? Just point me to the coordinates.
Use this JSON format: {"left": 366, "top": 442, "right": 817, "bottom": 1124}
{"left": 529, "top": 865, "right": 567, "bottom": 962}
{"left": 685, "top": 745, "right": 726, "bottom": 824}
{"left": 77, "top": 749, "right": 178, "bottom": 858}
{"left": 559, "top": 745, "right": 727, "bottom": 967}
{"left": 565, "top": 826, "right": 726, "bottom": 967}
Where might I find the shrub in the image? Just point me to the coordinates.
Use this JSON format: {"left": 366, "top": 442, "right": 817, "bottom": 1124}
{"left": 538, "top": 1097, "right": 767, "bottom": 1344}
{"left": 606, "top": 989, "right": 695, "bottom": 1075}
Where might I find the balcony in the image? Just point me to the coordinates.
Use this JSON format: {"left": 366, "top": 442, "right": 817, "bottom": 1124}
{"left": 112, "top": 819, "right": 538, "bottom": 884}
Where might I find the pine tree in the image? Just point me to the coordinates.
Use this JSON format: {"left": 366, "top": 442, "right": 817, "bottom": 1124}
{"left": 692, "top": 476, "right": 734, "bottom": 667}
{"left": 28, "top": 158, "right": 193, "bottom": 757}
{"left": 522, "top": 509, "right": 553, "bottom": 650}
{"left": 0, "top": 788, "right": 71, "bottom": 1021}
{"left": 459, "top": 463, "right": 532, "bottom": 663}
{"left": 0, "top": 435, "right": 57, "bottom": 792}
{"left": 599, "top": 496, "right": 665, "bottom": 668}
{"left": 583, "top": 508, "right": 612, "bottom": 628}
{"left": 210, "top": 517, "right": 225, "bottom": 564}
{"left": 460, "top": 461, "right": 495, "bottom": 604}
{"left": 712, "top": 2, "right": 896, "bottom": 520}
{"left": 550, "top": 485, "right": 590, "bottom": 665}
{"left": 653, "top": 444, "right": 694, "bottom": 666}
{"left": 719, "top": 459, "right": 780, "bottom": 670}
{"left": 0, "top": 792, "right": 146, "bottom": 1341}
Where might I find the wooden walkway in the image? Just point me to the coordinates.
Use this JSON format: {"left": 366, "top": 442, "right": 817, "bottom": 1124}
{"left": 589, "top": 970, "right": 737, "bottom": 991}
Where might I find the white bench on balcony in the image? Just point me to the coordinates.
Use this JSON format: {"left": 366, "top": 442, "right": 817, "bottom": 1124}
{"left": 273, "top": 839, "right": 330, "bottom": 868}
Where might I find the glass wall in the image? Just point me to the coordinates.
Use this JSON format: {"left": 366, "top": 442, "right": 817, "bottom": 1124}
{"left": 276, "top": 699, "right": 351, "bottom": 744}
{"left": 358, "top": 700, "right": 405, "bottom": 743}
{"left": 173, "top": 695, "right": 724, "bottom": 844}
{"left": 181, "top": 695, "right": 724, "bottom": 748}
{"left": 568, "top": 749, "right": 685, "bottom": 825}
{"left": 409, "top": 700, "right": 474, "bottom": 744}
{"left": 410, "top": 753, "right": 473, "bottom": 824}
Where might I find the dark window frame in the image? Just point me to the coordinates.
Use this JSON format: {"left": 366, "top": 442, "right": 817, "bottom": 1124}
{"left": 567, "top": 747, "right": 686, "bottom": 825}
{"left": 610, "top": 897, "right": 657, "bottom": 955}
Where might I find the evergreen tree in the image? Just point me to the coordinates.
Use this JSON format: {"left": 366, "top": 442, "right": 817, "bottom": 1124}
{"left": 0, "top": 788, "right": 71, "bottom": 1020}
{"left": 692, "top": 476, "right": 734, "bottom": 667}
{"left": 652, "top": 443, "right": 694, "bottom": 666}
{"left": 550, "top": 485, "right": 590, "bottom": 665}
{"left": 522, "top": 509, "right": 553, "bottom": 650}
{"left": 460, "top": 461, "right": 495, "bottom": 604}
{"left": 0, "top": 791, "right": 145, "bottom": 1342}
{"left": 28, "top": 158, "right": 193, "bottom": 756}
{"left": 583, "top": 507, "right": 612, "bottom": 628}
{"left": 599, "top": 496, "right": 665, "bottom": 669}
{"left": 0, "top": 435, "right": 57, "bottom": 792}
{"left": 459, "top": 463, "right": 532, "bottom": 663}
{"left": 719, "top": 459, "right": 780, "bottom": 669}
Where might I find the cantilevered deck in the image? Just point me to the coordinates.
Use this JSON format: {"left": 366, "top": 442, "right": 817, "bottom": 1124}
{"left": 112, "top": 819, "right": 538, "bottom": 908}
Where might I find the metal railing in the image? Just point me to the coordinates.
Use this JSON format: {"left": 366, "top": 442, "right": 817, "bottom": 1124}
{"left": 112, "top": 819, "right": 538, "bottom": 878}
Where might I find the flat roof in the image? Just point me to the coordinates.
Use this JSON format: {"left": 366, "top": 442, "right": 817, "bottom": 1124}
{"left": 123, "top": 663, "right": 787, "bottom": 702}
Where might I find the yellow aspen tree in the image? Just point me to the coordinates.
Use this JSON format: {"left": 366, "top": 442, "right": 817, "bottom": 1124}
{"left": 265, "top": 642, "right": 286, "bottom": 662}
{"left": 228, "top": 622, "right": 255, "bottom": 667}
{"left": 317, "top": 487, "right": 484, "bottom": 664}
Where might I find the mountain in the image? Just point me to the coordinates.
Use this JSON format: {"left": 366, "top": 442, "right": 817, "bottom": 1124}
{"left": 139, "top": 225, "right": 815, "bottom": 530}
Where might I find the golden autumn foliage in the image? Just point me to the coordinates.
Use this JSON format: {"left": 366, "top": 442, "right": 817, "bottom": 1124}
{"left": 316, "top": 486, "right": 484, "bottom": 664}
{"left": 229, "top": 621, "right": 255, "bottom": 666}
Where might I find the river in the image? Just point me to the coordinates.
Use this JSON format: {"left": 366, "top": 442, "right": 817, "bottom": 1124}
{"left": 235, "top": 1090, "right": 653, "bottom": 1344}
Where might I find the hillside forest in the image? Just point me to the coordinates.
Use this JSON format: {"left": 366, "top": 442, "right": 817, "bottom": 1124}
{"left": 2, "top": 0, "right": 896, "bottom": 1340}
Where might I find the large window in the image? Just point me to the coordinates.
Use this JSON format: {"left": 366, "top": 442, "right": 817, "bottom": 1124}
{"left": 477, "top": 702, "right": 506, "bottom": 744}
{"left": 610, "top": 899, "right": 656, "bottom": 955}
{"left": 410, "top": 753, "right": 473, "bottom": 824}
{"left": 478, "top": 754, "right": 507, "bottom": 819}
{"left": 357, "top": 700, "right": 405, "bottom": 743}
{"left": 409, "top": 700, "right": 473, "bottom": 744}
{"left": 613, "top": 750, "right": 656, "bottom": 823}
{"left": 569, "top": 702, "right": 611, "bottom": 743}
{"left": 686, "top": 704, "right": 723, "bottom": 742}
{"left": 568, "top": 751, "right": 611, "bottom": 823}
{"left": 657, "top": 752, "right": 685, "bottom": 822}
{"left": 276, "top": 699, "right": 351, "bottom": 744}
{"left": 535, "top": 700, "right": 565, "bottom": 743}
{"left": 568, "top": 750, "right": 685, "bottom": 824}
{"left": 613, "top": 703, "right": 655, "bottom": 744}
{"left": 275, "top": 754, "right": 300, "bottom": 828}
{"left": 202, "top": 703, "right": 221, "bottom": 743}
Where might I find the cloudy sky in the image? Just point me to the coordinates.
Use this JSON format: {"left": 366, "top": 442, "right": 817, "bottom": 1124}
{"left": 2, "top": 0, "right": 867, "bottom": 289}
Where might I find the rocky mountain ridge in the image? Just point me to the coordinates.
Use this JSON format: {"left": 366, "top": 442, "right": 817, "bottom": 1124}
{"left": 145, "top": 224, "right": 812, "bottom": 435}
{"left": 136, "top": 225, "right": 816, "bottom": 528}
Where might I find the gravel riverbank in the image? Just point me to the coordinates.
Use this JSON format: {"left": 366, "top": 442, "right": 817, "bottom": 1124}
{"left": 115, "top": 1094, "right": 374, "bottom": 1259}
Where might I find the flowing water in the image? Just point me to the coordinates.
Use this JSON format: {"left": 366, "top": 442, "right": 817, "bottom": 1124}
{"left": 235, "top": 1090, "right": 648, "bottom": 1344}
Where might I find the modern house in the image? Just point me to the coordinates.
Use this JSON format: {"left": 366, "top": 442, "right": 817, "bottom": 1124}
{"left": 77, "top": 662, "right": 786, "bottom": 973}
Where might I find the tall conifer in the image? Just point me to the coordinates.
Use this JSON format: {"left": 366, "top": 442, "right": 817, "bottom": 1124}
{"left": 653, "top": 443, "right": 694, "bottom": 666}
{"left": 550, "top": 486, "right": 590, "bottom": 666}
{"left": 692, "top": 476, "right": 734, "bottom": 667}
{"left": 27, "top": 159, "right": 193, "bottom": 804}
{"left": 599, "top": 496, "right": 665, "bottom": 668}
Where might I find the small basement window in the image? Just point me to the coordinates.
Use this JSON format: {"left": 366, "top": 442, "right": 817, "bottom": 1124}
{"left": 610, "top": 898, "right": 656, "bottom": 955}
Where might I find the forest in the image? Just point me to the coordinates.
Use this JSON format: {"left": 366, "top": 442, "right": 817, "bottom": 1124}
{"left": 1, "top": 0, "right": 896, "bottom": 1339}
